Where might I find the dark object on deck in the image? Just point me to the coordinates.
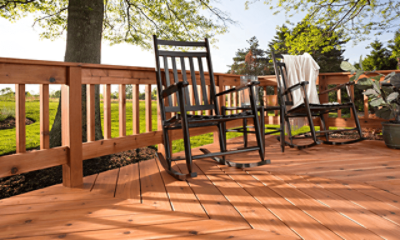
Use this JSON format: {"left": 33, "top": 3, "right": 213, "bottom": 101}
{"left": 152, "top": 36, "right": 269, "bottom": 180}
{"left": 271, "top": 50, "right": 365, "bottom": 149}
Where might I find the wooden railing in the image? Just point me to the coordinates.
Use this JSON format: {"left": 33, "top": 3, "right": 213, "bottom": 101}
{"left": 0, "top": 57, "right": 397, "bottom": 187}
{"left": 0, "top": 57, "right": 277, "bottom": 187}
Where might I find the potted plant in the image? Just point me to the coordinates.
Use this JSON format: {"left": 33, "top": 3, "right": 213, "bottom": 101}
{"left": 341, "top": 60, "right": 400, "bottom": 149}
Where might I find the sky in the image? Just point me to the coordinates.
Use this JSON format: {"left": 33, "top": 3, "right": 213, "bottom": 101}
{"left": 0, "top": 0, "right": 396, "bottom": 93}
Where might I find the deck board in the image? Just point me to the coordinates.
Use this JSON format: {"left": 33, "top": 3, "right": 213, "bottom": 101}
{"left": 2, "top": 136, "right": 400, "bottom": 239}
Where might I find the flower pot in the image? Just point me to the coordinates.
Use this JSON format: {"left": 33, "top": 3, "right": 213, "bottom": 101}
{"left": 382, "top": 121, "right": 400, "bottom": 149}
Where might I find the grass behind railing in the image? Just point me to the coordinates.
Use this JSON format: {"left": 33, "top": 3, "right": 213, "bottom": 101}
{"left": 0, "top": 99, "right": 243, "bottom": 156}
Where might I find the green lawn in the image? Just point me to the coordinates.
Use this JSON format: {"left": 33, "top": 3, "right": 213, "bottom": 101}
{"left": 1, "top": 99, "right": 346, "bottom": 156}
{"left": 0, "top": 100, "right": 243, "bottom": 156}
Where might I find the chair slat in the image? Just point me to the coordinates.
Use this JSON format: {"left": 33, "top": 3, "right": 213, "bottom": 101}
{"left": 157, "top": 39, "right": 206, "bottom": 47}
{"left": 171, "top": 56, "right": 181, "bottom": 106}
{"left": 163, "top": 56, "right": 173, "bottom": 107}
{"left": 180, "top": 56, "right": 191, "bottom": 106}
{"left": 197, "top": 57, "right": 208, "bottom": 105}
{"left": 188, "top": 57, "right": 200, "bottom": 106}
{"left": 159, "top": 51, "right": 207, "bottom": 58}
{"left": 165, "top": 104, "right": 214, "bottom": 112}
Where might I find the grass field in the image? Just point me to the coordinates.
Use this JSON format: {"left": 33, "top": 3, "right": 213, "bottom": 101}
{"left": 0, "top": 98, "right": 339, "bottom": 156}
{"left": 0, "top": 99, "right": 245, "bottom": 156}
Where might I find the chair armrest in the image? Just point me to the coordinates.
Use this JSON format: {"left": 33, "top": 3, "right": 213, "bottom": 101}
{"left": 215, "top": 81, "right": 260, "bottom": 97}
{"left": 284, "top": 81, "right": 309, "bottom": 95}
{"left": 318, "top": 81, "right": 355, "bottom": 95}
{"left": 161, "top": 81, "right": 189, "bottom": 98}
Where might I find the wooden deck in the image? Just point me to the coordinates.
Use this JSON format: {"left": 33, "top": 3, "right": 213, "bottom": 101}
{"left": 1, "top": 136, "right": 400, "bottom": 239}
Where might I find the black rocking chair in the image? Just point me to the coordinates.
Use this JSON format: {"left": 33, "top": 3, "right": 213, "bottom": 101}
{"left": 153, "top": 35, "right": 270, "bottom": 180}
{"left": 271, "top": 50, "right": 365, "bottom": 149}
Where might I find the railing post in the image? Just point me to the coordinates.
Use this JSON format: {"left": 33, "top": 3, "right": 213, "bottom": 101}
{"left": 62, "top": 66, "right": 83, "bottom": 188}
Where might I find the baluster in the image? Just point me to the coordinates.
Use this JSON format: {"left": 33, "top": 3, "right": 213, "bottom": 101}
{"left": 337, "top": 88, "right": 342, "bottom": 118}
{"left": 232, "top": 88, "right": 237, "bottom": 114}
{"left": 119, "top": 84, "right": 126, "bottom": 137}
{"left": 132, "top": 84, "right": 140, "bottom": 134}
{"left": 15, "top": 84, "right": 26, "bottom": 153}
{"left": 227, "top": 86, "right": 232, "bottom": 115}
{"left": 103, "top": 84, "right": 112, "bottom": 139}
{"left": 40, "top": 84, "right": 50, "bottom": 149}
{"left": 86, "top": 84, "right": 95, "bottom": 142}
{"left": 145, "top": 84, "right": 152, "bottom": 132}
{"left": 364, "top": 94, "right": 369, "bottom": 120}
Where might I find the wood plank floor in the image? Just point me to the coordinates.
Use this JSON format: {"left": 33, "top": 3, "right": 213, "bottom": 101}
{"left": 1, "top": 136, "right": 400, "bottom": 239}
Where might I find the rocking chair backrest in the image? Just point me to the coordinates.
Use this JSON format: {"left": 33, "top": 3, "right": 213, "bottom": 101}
{"left": 152, "top": 36, "right": 218, "bottom": 120}
{"left": 271, "top": 50, "right": 294, "bottom": 106}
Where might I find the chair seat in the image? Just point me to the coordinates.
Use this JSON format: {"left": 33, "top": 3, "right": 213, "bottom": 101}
{"left": 165, "top": 111, "right": 254, "bottom": 129}
{"left": 288, "top": 102, "right": 353, "bottom": 114}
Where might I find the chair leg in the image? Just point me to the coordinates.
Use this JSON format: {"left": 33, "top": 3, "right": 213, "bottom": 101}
{"left": 249, "top": 86, "right": 265, "bottom": 161}
{"left": 243, "top": 118, "right": 248, "bottom": 148}
{"left": 320, "top": 114, "right": 330, "bottom": 141}
{"left": 178, "top": 89, "right": 194, "bottom": 174}
{"left": 351, "top": 103, "right": 363, "bottom": 138}
{"left": 280, "top": 105, "right": 285, "bottom": 153}
{"left": 303, "top": 99, "right": 320, "bottom": 145}
{"left": 260, "top": 107, "right": 266, "bottom": 151}
{"left": 216, "top": 123, "right": 227, "bottom": 165}
{"left": 163, "top": 129, "right": 172, "bottom": 170}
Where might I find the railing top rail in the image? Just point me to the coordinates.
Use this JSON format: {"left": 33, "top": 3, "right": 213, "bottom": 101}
{"left": 0, "top": 57, "right": 247, "bottom": 79}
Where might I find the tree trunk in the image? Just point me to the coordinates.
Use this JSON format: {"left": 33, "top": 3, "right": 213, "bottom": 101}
{"left": 49, "top": 0, "right": 104, "bottom": 147}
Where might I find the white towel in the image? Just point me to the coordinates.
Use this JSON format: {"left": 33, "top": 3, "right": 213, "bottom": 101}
{"left": 282, "top": 53, "right": 320, "bottom": 131}
{"left": 282, "top": 53, "right": 320, "bottom": 108}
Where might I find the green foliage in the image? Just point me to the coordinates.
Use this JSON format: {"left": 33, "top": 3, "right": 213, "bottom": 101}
{"left": 389, "top": 29, "right": 400, "bottom": 69}
{"left": 0, "top": 0, "right": 232, "bottom": 48}
{"left": 341, "top": 61, "right": 400, "bottom": 122}
{"left": 360, "top": 40, "right": 397, "bottom": 71}
{"left": 270, "top": 24, "right": 348, "bottom": 73}
{"left": 250, "top": 0, "right": 400, "bottom": 45}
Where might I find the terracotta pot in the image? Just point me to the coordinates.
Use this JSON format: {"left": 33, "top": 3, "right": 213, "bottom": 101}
{"left": 382, "top": 121, "right": 400, "bottom": 149}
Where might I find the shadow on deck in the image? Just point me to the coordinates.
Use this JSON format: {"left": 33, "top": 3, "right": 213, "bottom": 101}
{"left": 1, "top": 136, "right": 400, "bottom": 239}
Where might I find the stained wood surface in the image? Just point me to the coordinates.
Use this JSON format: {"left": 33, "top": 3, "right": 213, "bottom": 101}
{"left": 15, "top": 84, "right": 26, "bottom": 153}
{"left": 40, "top": 84, "right": 50, "bottom": 149}
{"left": 2, "top": 136, "right": 400, "bottom": 239}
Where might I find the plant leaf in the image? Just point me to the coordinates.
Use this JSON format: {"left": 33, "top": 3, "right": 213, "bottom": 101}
{"left": 370, "top": 97, "right": 385, "bottom": 107}
{"left": 373, "top": 80, "right": 381, "bottom": 94}
{"left": 340, "top": 61, "right": 357, "bottom": 71}
{"left": 363, "top": 89, "right": 378, "bottom": 96}
{"left": 375, "top": 107, "right": 394, "bottom": 120}
{"left": 391, "top": 73, "right": 400, "bottom": 88}
{"left": 353, "top": 70, "right": 364, "bottom": 82}
{"left": 387, "top": 92, "right": 399, "bottom": 103}
{"left": 383, "top": 72, "right": 396, "bottom": 83}
{"left": 359, "top": 56, "right": 364, "bottom": 71}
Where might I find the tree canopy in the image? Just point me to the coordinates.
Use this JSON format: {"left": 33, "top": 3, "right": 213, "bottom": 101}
{"left": 360, "top": 40, "right": 397, "bottom": 71}
{"left": 249, "top": 0, "right": 400, "bottom": 46}
{"left": 228, "top": 36, "right": 272, "bottom": 76}
{"left": 269, "top": 24, "right": 348, "bottom": 73}
{"left": 0, "top": 0, "right": 232, "bottom": 48}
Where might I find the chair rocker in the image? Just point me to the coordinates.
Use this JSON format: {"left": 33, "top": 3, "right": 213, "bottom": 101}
{"left": 271, "top": 51, "right": 365, "bottom": 149}
{"left": 153, "top": 35, "right": 270, "bottom": 180}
